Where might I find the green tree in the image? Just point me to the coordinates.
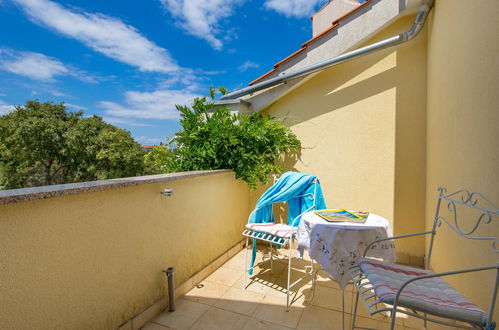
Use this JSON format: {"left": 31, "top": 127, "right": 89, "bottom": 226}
{"left": 0, "top": 100, "right": 147, "bottom": 189}
{"left": 65, "top": 115, "right": 148, "bottom": 182}
{"left": 146, "top": 96, "right": 300, "bottom": 188}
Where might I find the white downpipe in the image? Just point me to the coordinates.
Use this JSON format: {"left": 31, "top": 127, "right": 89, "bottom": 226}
{"left": 219, "top": 0, "right": 434, "bottom": 101}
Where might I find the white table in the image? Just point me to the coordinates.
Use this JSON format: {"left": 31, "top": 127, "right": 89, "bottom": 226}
{"left": 297, "top": 210, "right": 396, "bottom": 289}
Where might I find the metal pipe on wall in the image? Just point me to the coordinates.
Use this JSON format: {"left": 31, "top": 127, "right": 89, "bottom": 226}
{"left": 219, "top": 0, "right": 434, "bottom": 101}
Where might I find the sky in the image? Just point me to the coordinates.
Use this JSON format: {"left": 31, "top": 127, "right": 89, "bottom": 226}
{"left": 0, "top": 0, "right": 330, "bottom": 145}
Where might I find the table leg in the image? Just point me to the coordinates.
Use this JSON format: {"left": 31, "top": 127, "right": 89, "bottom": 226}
{"left": 305, "top": 268, "right": 320, "bottom": 302}
{"left": 342, "top": 288, "right": 345, "bottom": 330}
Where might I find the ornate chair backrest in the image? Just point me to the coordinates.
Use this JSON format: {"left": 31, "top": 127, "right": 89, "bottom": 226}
{"left": 426, "top": 187, "right": 499, "bottom": 270}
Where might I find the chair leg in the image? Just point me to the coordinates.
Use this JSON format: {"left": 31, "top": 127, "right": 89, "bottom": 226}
{"left": 389, "top": 308, "right": 397, "bottom": 330}
{"left": 244, "top": 236, "right": 249, "bottom": 290}
{"left": 269, "top": 241, "right": 273, "bottom": 274}
{"left": 286, "top": 236, "right": 293, "bottom": 312}
{"left": 351, "top": 291, "right": 360, "bottom": 330}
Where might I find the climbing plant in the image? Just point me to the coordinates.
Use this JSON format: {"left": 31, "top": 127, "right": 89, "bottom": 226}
{"left": 146, "top": 90, "right": 300, "bottom": 188}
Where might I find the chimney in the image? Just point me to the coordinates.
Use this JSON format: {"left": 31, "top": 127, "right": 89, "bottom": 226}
{"left": 311, "top": 0, "right": 361, "bottom": 36}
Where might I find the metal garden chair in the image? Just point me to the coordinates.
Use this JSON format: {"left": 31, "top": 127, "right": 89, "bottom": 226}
{"left": 349, "top": 187, "right": 499, "bottom": 330}
{"left": 242, "top": 173, "right": 324, "bottom": 311}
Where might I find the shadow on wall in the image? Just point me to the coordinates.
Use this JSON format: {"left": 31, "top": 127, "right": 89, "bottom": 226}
{"left": 264, "top": 48, "right": 398, "bottom": 127}
{"left": 260, "top": 15, "right": 428, "bottom": 263}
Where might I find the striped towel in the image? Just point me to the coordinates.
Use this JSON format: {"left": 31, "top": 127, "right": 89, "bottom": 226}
{"left": 246, "top": 223, "right": 297, "bottom": 238}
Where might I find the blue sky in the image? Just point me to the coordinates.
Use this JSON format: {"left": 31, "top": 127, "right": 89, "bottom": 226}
{"left": 0, "top": 0, "right": 329, "bottom": 145}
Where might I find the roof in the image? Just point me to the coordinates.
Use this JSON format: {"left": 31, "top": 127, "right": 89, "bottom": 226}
{"left": 249, "top": 0, "right": 373, "bottom": 86}
{"left": 310, "top": 0, "right": 365, "bottom": 20}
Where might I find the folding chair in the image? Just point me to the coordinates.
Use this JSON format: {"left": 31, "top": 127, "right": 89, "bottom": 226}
{"left": 242, "top": 172, "right": 326, "bottom": 311}
{"left": 349, "top": 187, "right": 499, "bottom": 329}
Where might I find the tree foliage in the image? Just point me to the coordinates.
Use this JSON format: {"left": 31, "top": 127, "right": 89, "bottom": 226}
{"left": 0, "top": 100, "right": 147, "bottom": 189}
{"left": 145, "top": 96, "right": 300, "bottom": 188}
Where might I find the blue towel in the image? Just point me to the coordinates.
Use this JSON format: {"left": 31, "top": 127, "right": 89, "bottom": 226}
{"left": 247, "top": 171, "right": 327, "bottom": 274}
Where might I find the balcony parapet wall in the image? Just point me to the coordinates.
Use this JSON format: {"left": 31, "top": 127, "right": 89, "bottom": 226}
{"left": 0, "top": 170, "right": 250, "bottom": 329}
{"left": 0, "top": 169, "right": 231, "bottom": 205}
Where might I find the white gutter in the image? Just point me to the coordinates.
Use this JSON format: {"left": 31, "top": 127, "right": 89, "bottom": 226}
{"left": 219, "top": 0, "right": 434, "bottom": 101}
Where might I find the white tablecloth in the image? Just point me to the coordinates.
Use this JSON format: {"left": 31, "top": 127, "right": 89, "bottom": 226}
{"left": 297, "top": 211, "right": 395, "bottom": 289}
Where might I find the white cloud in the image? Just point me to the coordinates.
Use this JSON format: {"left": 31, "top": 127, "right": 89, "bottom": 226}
{"left": 13, "top": 0, "right": 179, "bottom": 73}
{"left": 0, "top": 49, "right": 67, "bottom": 81}
{"left": 0, "top": 48, "right": 97, "bottom": 82}
{"left": 158, "top": 69, "right": 202, "bottom": 91}
{"left": 99, "top": 89, "right": 201, "bottom": 120}
{"left": 238, "top": 60, "right": 260, "bottom": 72}
{"left": 160, "top": 0, "right": 243, "bottom": 50}
{"left": 64, "top": 103, "right": 87, "bottom": 111}
{"left": 135, "top": 136, "right": 163, "bottom": 144}
{"left": 0, "top": 100, "right": 15, "bottom": 115}
{"left": 46, "top": 88, "right": 71, "bottom": 98}
{"left": 264, "top": 0, "right": 325, "bottom": 18}
{"left": 102, "top": 116, "right": 153, "bottom": 127}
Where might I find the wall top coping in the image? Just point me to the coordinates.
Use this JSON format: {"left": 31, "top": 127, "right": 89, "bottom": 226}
{"left": 0, "top": 170, "right": 233, "bottom": 205}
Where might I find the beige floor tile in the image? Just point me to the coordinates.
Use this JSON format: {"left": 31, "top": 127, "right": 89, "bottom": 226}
{"left": 242, "top": 318, "right": 294, "bottom": 330}
{"left": 236, "top": 252, "right": 278, "bottom": 275}
{"left": 403, "top": 315, "right": 458, "bottom": 329}
{"left": 205, "top": 266, "right": 243, "bottom": 287}
{"left": 223, "top": 249, "right": 250, "bottom": 271}
{"left": 351, "top": 301, "right": 404, "bottom": 326}
{"left": 140, "top": 322, "right": 173, "bottom": 329}
{"left": 268, "top": 269, "right": 313, "bottom": 297}
{"left": 214, "top": 286, "right": 266, "bottom": 316}
{"left": 152, "top": 298, "right": 209, "bottom": 330}
{"left": 133, "top": 297, "right": 167, "bottom": 330}
{"left": 304, "top": 285, "right": 353, "bottom": 314}
{"left": 291, "top": 256, "right": 315, "bottom": 270}
{"left": 253, "top": 258, "right": 287, "bottom": 276}
{"left": 184, "top": 280, "right": 231, "bottom": 306}
{"left": 314, "top": 273, "right": 355, "bottom": 293}
{"left": 265, "top": 258, "right": 291, "bottom": 275}
{"left": 191, "top": 264, "right": 217, "bottom": 287}
{"left": 354, "top": 315, "right": 404, "bottom": 330}
{"left": 189, "top": 306, "right": 250, "bottom": 330}
{"left": 227, "top": 241, "right": 244, "bottom": 258}
{"left": 297, "top": 305, "right": 350, "bottom": 330}
{"left": 252, "top": 294, "right": 305, "bottom": 329}
{"left": 234, "top": 269, "right": 281, "bottom": 295}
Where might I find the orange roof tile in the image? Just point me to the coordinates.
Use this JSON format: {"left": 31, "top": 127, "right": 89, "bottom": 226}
{"left": 310, "top": 0, "right": 333, "bottom": 20}
{"left": 274, "top": 47, "right": 308, "bottom": 67}
{"left": 310, "top": 0, "right": 365, "bottom": 20}
{"left": 248, "top": 68, "right": 277, "bottom": 86}
{"left": 331, "top": 0, "right": 372, "bottom": 25}
{"left": 301, "top": 22, "right": 339, "bottom": 47}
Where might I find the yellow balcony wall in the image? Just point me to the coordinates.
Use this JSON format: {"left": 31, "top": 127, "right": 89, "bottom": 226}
{"left": 426, "top": 0, "right": 499, "bottom": 311}
{"left": 262, "top": 15, "right": 428, "bottom": 266}
{"left": 0, "top": 170, "right": 250, "bottom": 329}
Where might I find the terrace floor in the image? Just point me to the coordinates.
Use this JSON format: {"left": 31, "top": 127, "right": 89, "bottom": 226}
{"left": 142, "top": 248, "right": 460, "bottom": 330}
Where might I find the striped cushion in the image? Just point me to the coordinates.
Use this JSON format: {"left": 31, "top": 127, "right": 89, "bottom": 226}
{"left": 358, "top": 258, "right": 488, "bottom": 326}
{"left": 246, "top": 223, "right": 297, "bottom": 238}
